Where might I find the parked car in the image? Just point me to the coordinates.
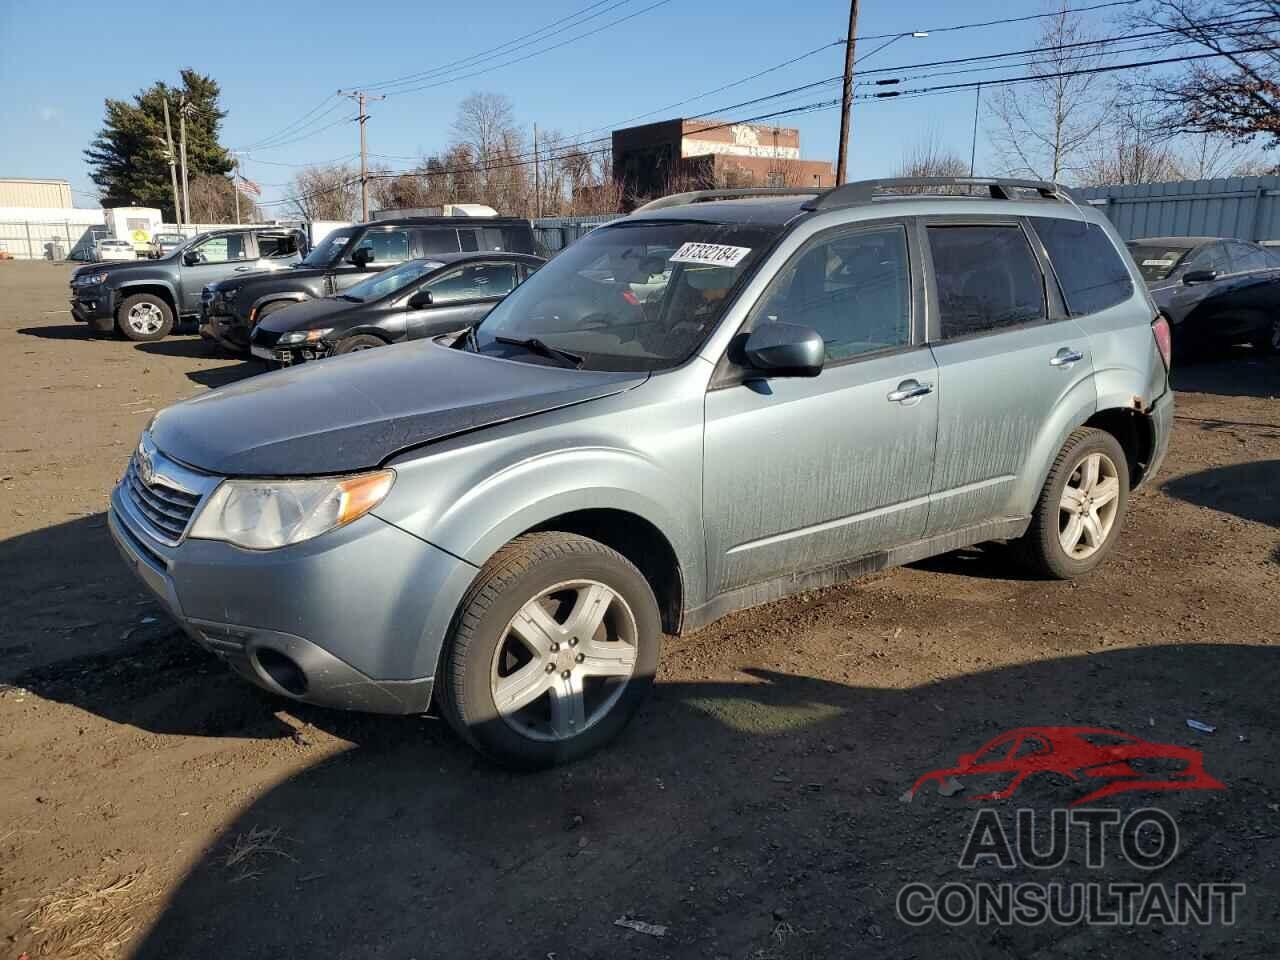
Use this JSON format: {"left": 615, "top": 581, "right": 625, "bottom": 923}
{"left": 110, "top": 178, "right": 1173, "bottom": 769}
{"left": 249, "top": 253, "right": 544, "bottom": 366}
{"left": 69, "top": 226, "right": 308, "bottom": 341}
{"left": 148, "top": 232, "right": 188, "bottom": 259}
{"left": 200, "top": 217, "right": 537, "bottom": 354}
{"left": 1127, "top": 236, "right": 1280, "bottom": 356}
{"left": 95, "top": 238, "right": 137, "bottom": 261}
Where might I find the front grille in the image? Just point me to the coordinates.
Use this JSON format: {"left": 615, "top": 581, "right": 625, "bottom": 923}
{"left": 125, "top": 455, "right": 201, "bottom": 541}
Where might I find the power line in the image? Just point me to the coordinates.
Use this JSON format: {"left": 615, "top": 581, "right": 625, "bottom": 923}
{"left": 360, "top": 0, "right": 635, "bottom": 92}
{"left": 857, "top": 0, "right": 1143, "bottom": 41}
{"left": 378, "top": 0, "right": 674, "bottom": 97}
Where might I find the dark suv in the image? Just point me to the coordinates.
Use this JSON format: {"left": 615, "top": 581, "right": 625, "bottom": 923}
{"left": 69, "top": 227, "right": 307, "bottom": 341}
{"left": 200, "top": 217, "right": 537, "bottom": 352}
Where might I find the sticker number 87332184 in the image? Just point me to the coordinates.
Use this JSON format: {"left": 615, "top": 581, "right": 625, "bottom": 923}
{"left": 669, "top": 242, "right": 752, "bottom": 268}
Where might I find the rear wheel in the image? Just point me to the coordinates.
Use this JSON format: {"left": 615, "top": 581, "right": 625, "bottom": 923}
{"left": 333, "top": 334, "right": 387, "bottom": 354}
{"left": 116, "top": 294, "right": 173, "bottom": 342}
{"left": 437, "top": 532, "right": 661, "bottom": 769}
{"left": 1012, "top": 428, "right": 1130, "bottom": 579}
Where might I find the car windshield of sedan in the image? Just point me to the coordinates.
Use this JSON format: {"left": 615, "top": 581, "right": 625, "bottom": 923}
{"left": 1128, "top": 244, "right": 1191, "bottom": 282}
{"left": 472, "top": 221, "right": 780, "bottom": 372}
{"left": 341, "top": 259, "right": 445, "bottom": 303}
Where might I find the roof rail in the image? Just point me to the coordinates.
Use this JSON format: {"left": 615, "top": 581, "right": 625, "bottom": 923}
{"left": 632, "top": 187, "right": 819, "bottom": 213}
{"left": 802, "top": 177, "right": 1067, "bottom": 211}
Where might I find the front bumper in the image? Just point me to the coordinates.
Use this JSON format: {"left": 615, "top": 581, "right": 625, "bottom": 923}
{"left": 108, "top": 476, "right": 477, "bottom": 715}
{"left": 69, "top": 286, "right": 116, "bottom": 331}
{"left": 200, "top": 296, "right": 251, "bottom": 352}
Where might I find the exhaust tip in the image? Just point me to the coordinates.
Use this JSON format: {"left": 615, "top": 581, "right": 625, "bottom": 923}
{"left": 255, "top": 647, "right": 308, "bottom": 697}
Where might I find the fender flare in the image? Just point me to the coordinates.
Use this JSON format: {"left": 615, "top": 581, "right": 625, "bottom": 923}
{"left": 116, "top": 279, "right": 178, "bottom": 313}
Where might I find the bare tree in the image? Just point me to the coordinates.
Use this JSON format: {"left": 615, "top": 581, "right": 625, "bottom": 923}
{"left": 187, "top": 174, "right": 260, "bottom": 223}
{"left": 450, "top": 92, "right": 530, "bottom": 212}
{"left": 287, "top": 164, "right": 360, "bottom": 221}
{"left": 896, "top": 130, "right": 971, "bottom": 179}
{"left": 1128, "top": 0, "right": 1280, "bottom": 149}
{"left": 987, "top": 0, "right": 1113, "bottom": 181}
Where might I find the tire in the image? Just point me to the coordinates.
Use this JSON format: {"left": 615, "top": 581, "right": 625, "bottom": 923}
{"left": 1011, "top": 427, "right": 1130, "bottom": 580}
{"left": 116, "top": 293, "right": 174, "bottom": 342}
{"left": 255, "top": 300, "right": 292, "bottom": 322}
{"left": 1253, "top": 316, "right": 1280, "bottom": 355}
{"left": 437, "top": 532, "right": 662, "bottom": 770}
{"left": 333, "top": 334, "right": 387, "bottom": 354}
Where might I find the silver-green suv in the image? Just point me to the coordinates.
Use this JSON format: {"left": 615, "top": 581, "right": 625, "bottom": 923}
{"left": 110, "top": 178, "right": 1173, "bottom": 768}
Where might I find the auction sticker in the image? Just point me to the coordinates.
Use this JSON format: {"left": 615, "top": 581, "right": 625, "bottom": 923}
{"left": 670, "top": 242, "right": 752, "bottom": 267}
{"left": 1142, "top": 259, "right": 1176, "bottom": 267}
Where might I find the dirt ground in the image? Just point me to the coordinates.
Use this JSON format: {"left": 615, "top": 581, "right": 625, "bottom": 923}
{"left": 1, "top": 261, "right": 1277, "bottom": 960}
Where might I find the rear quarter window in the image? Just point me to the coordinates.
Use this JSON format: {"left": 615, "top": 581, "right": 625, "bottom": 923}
{"left": 1031, "top": 217, "right": 1134, "bottom": 316}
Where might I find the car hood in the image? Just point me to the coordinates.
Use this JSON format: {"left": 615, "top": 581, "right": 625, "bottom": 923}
{"left": 72, "top": 258, "right": 165, "bottom": 280}
{"left": 150, "top": 340, "right": 647, "bottom": 475}
{"left": 257, "top": 296, "right": 358, "bottom": 332}
{"left": 215, "top": 264, "right": 329, "bottom": 291}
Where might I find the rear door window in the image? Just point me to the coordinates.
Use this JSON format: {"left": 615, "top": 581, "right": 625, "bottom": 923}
{"left": 419, "top": 228, "right": 462, "bottom": 255}
{"left": 1031, "top": 217, "right": 1133, "bottom": 315}
{"left": 927, "top": 224, "right": 1046, "bottom": 339}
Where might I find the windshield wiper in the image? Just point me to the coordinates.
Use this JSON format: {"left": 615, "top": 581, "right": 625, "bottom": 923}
{"left": 335, "top": 294, "right": 363, "bottom": 302}
{"left": 494, "top": 335, "right": 584, "bottom": 369}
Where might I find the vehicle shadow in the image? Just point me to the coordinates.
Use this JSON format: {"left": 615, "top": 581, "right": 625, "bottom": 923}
{"left": 132, "top": 339, "right": 262, "bottom": 388}
{"left": 15, "top": 323, "right": 102, "bottom": 341}
{"left": 106, "top": 643, "right": 1271, "bottom": 960}
{"left": 906, "top": 541, "right": 1046, "bottom": 582}
{"left": 1163, "top": 460, "right": 1280, "bottom": 528}
{"left": 1171, "top": 347, "right": 1280, "bottom": 399}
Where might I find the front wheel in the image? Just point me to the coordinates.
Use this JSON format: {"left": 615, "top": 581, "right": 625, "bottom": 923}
{"left": 1012, "top": 428, "right": 1130, "bottom": 579}
{"left": 333, "top": 334, "right": 387, "bottom": 355}
{"left": 437, "top": 532, "right": 661, "bottom": 769}
{"left": 1253, "top": 316, "right": 1280, "bottom": 355}
{"left": 116, "top": 294, "right": 174, "bottom": 341}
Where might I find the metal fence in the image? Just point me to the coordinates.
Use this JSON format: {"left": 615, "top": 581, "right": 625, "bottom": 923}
{"left": 532, "top": 215, "right": 621, "bottom": 254}
{"left": 0, "top": 220, "right": 106, "bottom": 260}
{"left": 1078, "top": 176, "right": 1280, "bottom": 242}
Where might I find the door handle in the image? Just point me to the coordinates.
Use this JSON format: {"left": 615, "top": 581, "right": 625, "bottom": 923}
{"left": 887, "top": 380, "right": 933, "bottom": 402}
{"left": 1051, "top": 348, "right": 1084, "bottom": 366}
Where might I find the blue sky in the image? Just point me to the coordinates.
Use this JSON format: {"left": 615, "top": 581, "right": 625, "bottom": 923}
{"left": 0, "top": 0, "right": 1129, "bottom": 209}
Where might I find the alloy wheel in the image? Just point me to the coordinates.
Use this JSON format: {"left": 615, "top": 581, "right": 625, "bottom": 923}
{"left": 127, "top": 302, "right": 164, "bottom": 336}
{"left": 490, "top": 579, "right": 638, "bottom": 742}
{"left": 1058, "top": 452, "right": 1121, "bottom": 559}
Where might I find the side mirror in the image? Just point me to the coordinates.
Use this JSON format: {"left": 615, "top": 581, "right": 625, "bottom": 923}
{"left": 406, "top": 289, "right": 433, "bottom": 310}
{"left": 1182, "top": 269, "right": 1217, "bottom": 284}
{"left": 351, "top": 247, "right": 373, "bottom": 269}
{"left": 183, "top": 250, "right": 200, "bottom": 266}
{"left": 743, "top": 322, "right": 825, "bottom": 378}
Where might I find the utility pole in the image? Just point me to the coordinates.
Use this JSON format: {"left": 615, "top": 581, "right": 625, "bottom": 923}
{"left": 178, "top": 99, "right": 192, "bottom": 226}
{"left": 969, "top": 84, "right": 982, "bottom": 177}
{"left": 835, "top": 0, "right": 860, "bottom": 185}
{"left": 233, "top": 155, "right": 241, "bottom": 225}
{"left": 340, "top": 89, "right": 386, "bottom": 221}
{"left": 533, "top": 123, "right": 541, "bottom": 219}
{"left": 162, "top": 95, "right": 182, "bottom": 227}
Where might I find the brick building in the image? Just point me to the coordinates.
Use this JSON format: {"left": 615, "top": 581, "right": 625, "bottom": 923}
{"left": 612, "top": 119, "right": 835, "bottom": 204}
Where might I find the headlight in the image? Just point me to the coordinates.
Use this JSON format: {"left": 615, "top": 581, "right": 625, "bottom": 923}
{"left": 76, "top": 272, "right": 108, "bottom": 285}
{"left": 188, "top": 470, "right": 394, "bottom": 550}
{"left": 278, "top": 328, "right": 333, "bottom": 345}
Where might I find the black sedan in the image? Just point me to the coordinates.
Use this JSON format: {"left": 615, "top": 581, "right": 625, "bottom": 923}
{"left": 1127, "top": 236, "right": 1280, "bottom": 356}
{"left": 249, "top": 252, "right": 544, "bottom": 366}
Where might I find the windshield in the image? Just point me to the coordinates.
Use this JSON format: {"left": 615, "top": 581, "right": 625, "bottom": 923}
{"left": 342, "top": 259, "right": 444, "bottom": 302}
{"left": 155, "top": 234, "right": 184, "bottom": 244}
{"left": 474, "top": 221, "right": 779, "bottom": 372}
{"left": 301, "top": 229, "right": 356, "bottom": 267}
{"left": 1127, "top": 244, "right": 1191, "bottom": 282}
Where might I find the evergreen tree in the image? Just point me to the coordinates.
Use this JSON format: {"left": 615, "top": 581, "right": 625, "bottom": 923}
{"left": 84, "top": 70, "right": 233, "bottom": 217}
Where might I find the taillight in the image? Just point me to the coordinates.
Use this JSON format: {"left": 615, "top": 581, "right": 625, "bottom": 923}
{"left": 1152, "top": 314, "right": 1172, "bottom": 370}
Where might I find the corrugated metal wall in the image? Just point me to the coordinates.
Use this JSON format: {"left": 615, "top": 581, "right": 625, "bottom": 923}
{"left": 0, "top": 179, "right": 73, "bottom": 209}
{"left": 1077, "top": 176, "right": 1280, "bottom": 241}
{"left": 533, "top": 215, "right": 621, "bottom": 253}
